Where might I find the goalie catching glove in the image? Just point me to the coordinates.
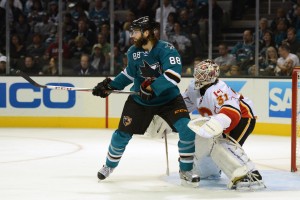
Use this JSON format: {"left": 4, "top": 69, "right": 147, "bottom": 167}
{"left": 92, "top": 78, "right": 115, "bottom": 98}
{"left": 188, "top": 113, "right": 231, "bottom": 138}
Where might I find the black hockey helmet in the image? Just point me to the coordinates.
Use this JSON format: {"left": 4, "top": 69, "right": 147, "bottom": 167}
{"left": 130, "top": 16, "right": 159, "bottom": 32}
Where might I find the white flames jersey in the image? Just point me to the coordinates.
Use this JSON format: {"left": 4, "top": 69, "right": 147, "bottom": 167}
{"left": 182, "top": 79, "right": 256, "bottom": 133}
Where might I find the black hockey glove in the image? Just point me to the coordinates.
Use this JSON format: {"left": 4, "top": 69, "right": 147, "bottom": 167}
{"left": 92, "top": 78, "right": 115, "bottom": 98}
{"left": 139, "top": 79, "right": 153, "bottom": 100}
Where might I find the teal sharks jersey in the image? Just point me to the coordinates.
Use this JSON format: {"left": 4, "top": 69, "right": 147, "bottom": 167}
{"left": 109, "top": 40, "right": 182, "bottom": 106}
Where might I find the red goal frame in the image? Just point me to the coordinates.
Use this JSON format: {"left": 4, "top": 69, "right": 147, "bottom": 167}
{"left": 291, "top": 68, "right": 300, "bottom": 172}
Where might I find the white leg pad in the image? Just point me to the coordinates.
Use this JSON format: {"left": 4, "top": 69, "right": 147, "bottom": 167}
{"left": 193, "top": 135, "right": 221, "bottom": 179}
{"left": 210, "top": 138, "right": 255, "bottom": 189}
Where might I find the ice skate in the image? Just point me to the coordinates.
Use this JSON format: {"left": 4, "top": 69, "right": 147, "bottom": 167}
{"left": 231, "top": 170, "right": 266, "bottom": 190}
{"left": 179, "top": 170, "right": 200, "bottom": 187}
{"left": 98, "top": 165, "right": 114, "bottom": 181}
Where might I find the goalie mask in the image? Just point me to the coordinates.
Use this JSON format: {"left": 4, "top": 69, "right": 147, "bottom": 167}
{"left": 193, "top": 59, "right": 220, "bottom": 89}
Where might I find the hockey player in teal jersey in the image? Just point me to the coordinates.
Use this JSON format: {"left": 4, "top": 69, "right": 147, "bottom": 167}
{"left": 92, "top": 16, "right": 200, "bottom": 186}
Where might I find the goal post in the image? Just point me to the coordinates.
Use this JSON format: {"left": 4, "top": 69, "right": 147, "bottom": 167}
{"left": 291, "top": 67, "right": 300, "bottom": 172}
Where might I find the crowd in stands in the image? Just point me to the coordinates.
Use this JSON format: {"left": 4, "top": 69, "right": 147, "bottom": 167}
{"left": 0, "top": 0, "right": 299, "bottom": 77}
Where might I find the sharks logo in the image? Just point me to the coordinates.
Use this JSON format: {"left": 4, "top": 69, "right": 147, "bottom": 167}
{"left": 139, "top": 60, "right": 162, "bottom": 78}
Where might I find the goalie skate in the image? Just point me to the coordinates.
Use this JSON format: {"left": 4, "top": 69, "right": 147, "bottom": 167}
{"left": 179, "top": 170, "right": 200, "bottom": 187}
{"left": 98, "top": 165, "right": 114, "bottom": 181}
{"left": 231, "top": 170, "right": 266, "bottom": 191}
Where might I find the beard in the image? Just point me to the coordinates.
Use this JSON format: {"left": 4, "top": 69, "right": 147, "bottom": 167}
{"left": 134, "top": 36, "right": 148, "bottom": 48}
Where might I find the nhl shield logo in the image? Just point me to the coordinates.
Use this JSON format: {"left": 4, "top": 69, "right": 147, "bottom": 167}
{"left": 123, "top": 116, "right": 132, "bottom": 126}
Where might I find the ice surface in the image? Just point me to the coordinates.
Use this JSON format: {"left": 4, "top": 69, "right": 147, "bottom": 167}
{"left": 0, "top": 128, "right": 299, "bottom": 200}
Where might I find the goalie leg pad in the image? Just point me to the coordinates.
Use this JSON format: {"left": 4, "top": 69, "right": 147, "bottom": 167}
{"left": 145, "top": 115, "right": 172, "bottom": 138}
{"left": 210, "top": 138, "right": 256, "bottom": 189}
{"left": 193, "top": 135, "right": 221, "bottom": 179}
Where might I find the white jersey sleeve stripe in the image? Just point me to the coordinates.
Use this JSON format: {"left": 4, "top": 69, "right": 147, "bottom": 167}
{"left": 121, "top": 68, "right": 134, "bottom": 81}
{"left": 164, "top": 69, "right": 181, "bottom": 85}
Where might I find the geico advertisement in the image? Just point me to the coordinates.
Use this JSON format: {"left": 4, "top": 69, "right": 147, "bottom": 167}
{"left": 0, "top": 77, "right": 293, "bottom": 122}
{"left": 0, "top": 77, "right": 105, "bottom": 117}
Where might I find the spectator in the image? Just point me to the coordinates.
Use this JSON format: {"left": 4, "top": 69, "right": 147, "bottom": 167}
{"left": 48, "top": 1, "right": 59, "bottom": 25}
{"left": 224, "top": 65, "right": 241, "bottom": 76}
{"left": 259, "top": 30, "right": 276, "bottom": 60}
{"left": 198, "top": 0, "right": 224, "bottom": 40}
{"left": 0, "top": 0, "right": 23, "bottom": 23}
{"left": 10, "top": 33, "right": 26, "bottom": 67}
{"left": 12, "top": 13, "right": 30, "bottom": 42}
{"left": 26, "top": 33, "right": 46, "bottom": 59}
{"left": 290, "top": 4, "right": 300, "bottom": 32}
{"left": 275, "top": 43, "right": 300, "bottom": 76}
{"left": 111, "top": 45, "right": 124, "bottom": 74}
{"left": 39, "top": 57, "right": 58, "bottom": 75}
{"left": 89, "top": 0, "right": 109, "bottom": 29}
{"left": 270, "top": 7, "right": 290, "bottom": 32}
{"left": 259, "top": 46, "right": 278, "bottom": 76}
{"left": 71, "top": 1, "right": 89, "bottom": 22}
{"left": 231, "top": 29, "right": 255, "bottom": 74}
{"left": 62, "top": 12, "right": 77, "bottom": 43}
{"left": 71, "top": 18, "right": 97, "bottom": 48}
{"left": 97, "top": 33, "right": 111, "bottom": 66}
{"left": 282, "top": 27, "right": 300, "bottom": 57}
{"left": 165, "top": 12, "right": 178, "bottom": 40}
{"left": 73, "top": 54, "right": 97, "bottom": 75}
{"left": 34, "top": 13, "right": 56, "bottom": 41}
{"left": 274, "top": 18, "right": 288, "bottom": 48}
{"left": 99, "top": 24, "right": 110, "bottom": 43}
{"left": 187, "top": 56, "right": 202, "bottom": 75}
{"left": 118, "top": 21, "right": 131, "bottom": 52}
{"left": 45, "top": 34, "right": 70, "bottom": 60}
{"left": 178, "top": 8, "right": 202, "bottom": 57}
{"left": 90, "top": 43, "right": 107, "bottom": 74}
{"left": 275, "top": 58, "right": 295, "bottom": 76}
{"left": 155, "top": 0, "right": 175, "bottom": 40}
{"left": 133, "top": 0, "right": 155, "bottom": 19}
{"left": 0, "top": 55, "right": 6, "bottom": 74}
{"left": 257, "top": 18, "right": 270, "bottom": 43}
{"left": 214, "top": 42, "right": 236, "bottom": 76}
{"left": 27, "top": 0, "right": 45, "bottom": 30}
{"left": 70, "top": 35, "right": 91, "bottom": 59}
{"left": 18, "top": 55, "right": 41, "bottom": 75}
{"left": 168, "top": 22, "right": 192, "bottom": 65}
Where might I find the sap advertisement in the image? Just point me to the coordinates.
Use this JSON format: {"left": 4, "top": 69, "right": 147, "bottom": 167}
{"left": 269, "top": 81, "right": 291, "bottom": 118}
{"left": 0, "top": 76, "right": 292, "bottom": 127}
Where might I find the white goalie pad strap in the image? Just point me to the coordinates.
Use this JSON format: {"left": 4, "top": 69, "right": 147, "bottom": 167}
{"left": 210, "top": 138, "right": 255, "bottom": 187}
{"left": 188, "top": 116, "right": 224, "bottom": 138}
{"left": 145, "top": 115, "right": 172, "bottom": 138}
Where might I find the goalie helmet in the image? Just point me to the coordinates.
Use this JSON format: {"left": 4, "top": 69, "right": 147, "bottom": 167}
{"left": 130, "top": 16, "right": 159, "bottom": 32}
{"left": 193, "top": 59, "right": 220, "bottom": 89}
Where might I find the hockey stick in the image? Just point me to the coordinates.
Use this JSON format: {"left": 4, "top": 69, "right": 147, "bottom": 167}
{"left": 164, "top": 131, "right": 170, "bottom": 176}
{"left": 14, "top": 69, "right": 137, "bottom": 94}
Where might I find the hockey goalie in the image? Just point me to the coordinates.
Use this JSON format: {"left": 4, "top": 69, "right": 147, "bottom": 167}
{"left": 147, "top": 59, "right": 265, "bottom": 190}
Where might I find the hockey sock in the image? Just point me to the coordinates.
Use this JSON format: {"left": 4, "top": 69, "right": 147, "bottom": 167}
{"left": 174, "top": 118, "right": 196, "bottom": 171}
{"left": 106, "top": 131, "right": 132, "bottom": 168}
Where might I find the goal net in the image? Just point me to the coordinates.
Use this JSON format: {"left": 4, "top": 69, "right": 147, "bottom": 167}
{"left": 291, "top": 68, "right": 300, "bottom": 172}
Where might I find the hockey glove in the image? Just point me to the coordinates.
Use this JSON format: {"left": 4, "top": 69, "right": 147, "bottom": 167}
{"left": 92, "top": 78, "right": 115, "bottom": 98}
{"left": 139, "top": 79, "right": 153, "bottom": 100}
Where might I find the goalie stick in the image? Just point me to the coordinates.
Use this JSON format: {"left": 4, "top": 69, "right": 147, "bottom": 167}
{"left": 14, "top": 69, "right": 138, "bottom": 94}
